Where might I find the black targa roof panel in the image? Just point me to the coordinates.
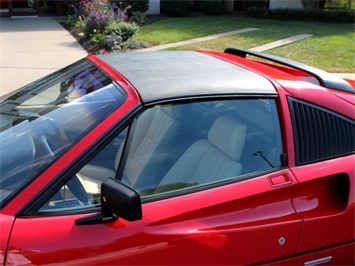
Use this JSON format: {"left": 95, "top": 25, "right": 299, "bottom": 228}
{"left": 97, "top": 51, "right": 277, "bottom": 103}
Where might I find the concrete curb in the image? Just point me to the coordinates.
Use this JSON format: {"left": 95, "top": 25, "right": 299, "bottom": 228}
{"left": 139, "top": 28, "right": 259, "bottom": 52}
{"left": 250, "top": 34, "right": 313, "bottom": 52}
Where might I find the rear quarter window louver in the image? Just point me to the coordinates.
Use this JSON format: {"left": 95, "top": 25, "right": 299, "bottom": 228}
{"left": 288, "top": 97, "right": 355, "bottom": 165}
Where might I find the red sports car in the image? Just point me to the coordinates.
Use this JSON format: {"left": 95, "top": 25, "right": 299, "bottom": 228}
{"left": 0, "top": 49, "right": 354, "bottom": 265}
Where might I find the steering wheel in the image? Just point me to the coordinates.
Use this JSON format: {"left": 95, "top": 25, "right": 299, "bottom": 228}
{"left": 40, "top": 175, "right": 90, "bottom": 211}
{"left": 37, "top": 117, "right": 61, "bottom": 157}
{"left": 67, "top": 175, "right": 90, "bottom": 206}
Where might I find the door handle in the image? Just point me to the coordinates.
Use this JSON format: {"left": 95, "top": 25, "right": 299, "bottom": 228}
{"left": 268, "top": 174, "right": 292, "bottom": 187}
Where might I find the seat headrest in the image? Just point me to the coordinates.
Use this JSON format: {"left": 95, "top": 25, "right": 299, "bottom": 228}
{"left": 208, "top": 115, "right": 247, "bottom": 161}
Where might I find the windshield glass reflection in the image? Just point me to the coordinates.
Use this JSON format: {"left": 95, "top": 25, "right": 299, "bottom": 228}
{"left": 0, "top": 59, "right": 126, "bottom": 205}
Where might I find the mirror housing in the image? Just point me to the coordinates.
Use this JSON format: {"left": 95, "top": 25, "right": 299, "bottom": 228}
{"left": 76, "top": 178, "right": 142, "bottom": 226}
{"left": 101, "top": 178, "right": 142, "bottom": 221}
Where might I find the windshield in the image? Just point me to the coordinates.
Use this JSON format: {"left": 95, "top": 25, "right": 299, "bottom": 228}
{"left": 0, "top": 59, "right": 126, "bottom": 205}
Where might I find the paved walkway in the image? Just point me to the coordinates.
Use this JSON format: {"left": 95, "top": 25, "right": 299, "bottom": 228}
{"left": 0, "top": 17, "right": 353, "bottom": 96}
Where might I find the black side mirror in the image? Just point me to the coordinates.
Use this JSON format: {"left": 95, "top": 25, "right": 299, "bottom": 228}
{"left": 101, "top": 178, "right": 142, "bottom": 221}
{"left": 76, "top": 178, "right": 142, "bottom": 225}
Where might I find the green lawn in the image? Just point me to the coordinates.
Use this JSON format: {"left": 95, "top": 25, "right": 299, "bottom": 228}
{"left": 134, "top": 16, "right": 355, "bottom": 73}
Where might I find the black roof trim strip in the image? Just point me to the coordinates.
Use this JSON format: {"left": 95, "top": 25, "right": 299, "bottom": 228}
{"left": 143, "top": 93, "right": 279, "bottom": 106}
{"left": 224, "top": 48, "right": 355, "bottom": 94}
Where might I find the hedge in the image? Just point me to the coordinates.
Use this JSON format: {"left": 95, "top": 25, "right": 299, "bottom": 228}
{"left": 247, "top": 7, "right": 354, "bottom": 24}
{"left": 160, "top": 0, "right": 193, "bottom": 17}
{"left": 203, "top": 0, "right": 225, "bottom": 15}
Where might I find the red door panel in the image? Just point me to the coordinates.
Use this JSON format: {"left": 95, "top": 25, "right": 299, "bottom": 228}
{"left": 7, "top": 170, "right": 302, "bottom": 265}
{"left": 290, "top": 155, "right": 355, "bottom": 264}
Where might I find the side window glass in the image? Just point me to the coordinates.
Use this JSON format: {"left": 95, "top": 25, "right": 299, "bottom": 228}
{"left": 38, "top": 127, "right": 128, "bottom": 212}
{"left": 122, "top": 99, "right": 283, "bottom": 198}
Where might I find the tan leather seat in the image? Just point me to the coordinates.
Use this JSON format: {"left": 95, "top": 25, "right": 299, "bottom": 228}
{"left": 155, "top": 115, "right": 247, "bottom": 193}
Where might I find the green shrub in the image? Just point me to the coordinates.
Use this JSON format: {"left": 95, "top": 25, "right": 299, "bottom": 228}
{"left": 65, "top": 14, "right": 77, "bottom": 27}
{"left": 83, "top": 11, "right": 110, "bottom": 38}
{"left": 132, "top": 11, "right": 146, "bottom": 24}
{"left": 203, "top": 0, "right": 224, "bottom": 15}
{"left": 74, "top": 16, "right": 86, "bottom": 31}
{"left": 120, "top": 40, "right": 147, "bottom": 50}
{"left": 90, "top": 31, "right": 104, "bottom": 44}
{"left": 247, "top": 7, "right": 354, "bottom": 23}
{"left": 104, "top": 20, "right": 139, "bottom": 41}
{"left": 160, "top": 0, "right": 193, "bottom": 16}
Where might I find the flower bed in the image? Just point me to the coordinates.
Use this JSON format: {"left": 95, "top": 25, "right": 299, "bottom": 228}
{"left": 64, "top": 0, "right": 158, "bottom": 54}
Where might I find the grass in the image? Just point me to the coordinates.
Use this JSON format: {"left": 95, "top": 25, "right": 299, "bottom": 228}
{"left": 134, "top": 15, "right": 355, "bottom": 73}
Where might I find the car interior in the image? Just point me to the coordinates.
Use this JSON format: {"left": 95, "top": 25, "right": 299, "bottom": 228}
{"left": 72, "top": 98, "right": 282, "bottom": 207}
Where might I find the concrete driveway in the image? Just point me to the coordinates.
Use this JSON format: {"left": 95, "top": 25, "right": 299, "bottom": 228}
{"left": 0, "top": 17, "right": 87, "bottom": 96}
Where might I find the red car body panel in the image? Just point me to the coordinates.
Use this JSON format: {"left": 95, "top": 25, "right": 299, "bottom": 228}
{"left": 213, "top": 53, "right": 355, "bottom": 263}
{"left": 7, "top": 169, "right": 302, "bottom": 265}
{"left": 1, "top": 51, "right": 354, "bottom": 265}
{"left": 291, "top": 156, "right": 355, "bottom": 252}
{"left": 328, "top": 88, "right": 355, "bottom": 106}
{"left": 0, "top": 215, "right": 14, "bottom": 264}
